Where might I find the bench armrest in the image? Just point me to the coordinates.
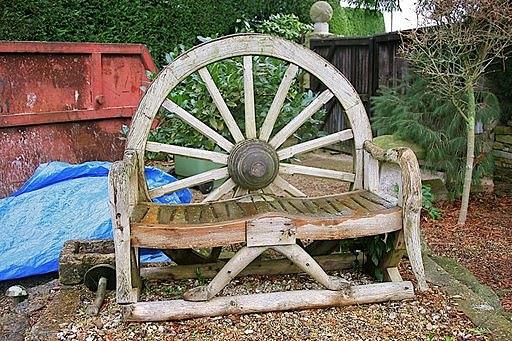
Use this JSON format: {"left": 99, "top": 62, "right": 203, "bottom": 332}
{"left": 363, "top": 140, "right": 422, "bottom": 212}
{"left": 363, "top": 140, "right": 427, "bottom": 292}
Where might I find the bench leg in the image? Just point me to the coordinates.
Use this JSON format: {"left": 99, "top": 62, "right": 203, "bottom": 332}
{"left": 183, "top": 246, "right": 267, "bottom": 301}
{"left": 272, "top": 244, "right": 350, "bottom": 291}
{"left": 379, "top": 231, "right": 406, "bottom": 282}
{"left": 183, "top": 244, "right": 352, "bottom": 302}
{"left": 403, "top": 217, "right": 428, "bottom": 292}
{"left": 109, "top": 160, "right": 141, "bottom": 304}
{"left": 112, "top": 216, "right": 140, "bottom": 304}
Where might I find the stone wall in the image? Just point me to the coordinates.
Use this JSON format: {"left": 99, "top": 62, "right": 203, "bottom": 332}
{"left": 494, "top": 125, "right": 512, "bottom": 183}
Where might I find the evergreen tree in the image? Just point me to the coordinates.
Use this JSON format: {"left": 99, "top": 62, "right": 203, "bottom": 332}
{"left": 371, "top": 75, "right": 500, "bottom": 198}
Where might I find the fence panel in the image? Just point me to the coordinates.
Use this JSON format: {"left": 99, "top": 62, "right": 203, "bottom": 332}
{"left": 310, "top": 32, "right": 407, "bottom": 134}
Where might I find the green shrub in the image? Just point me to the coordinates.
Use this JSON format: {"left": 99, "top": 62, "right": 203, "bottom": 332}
{"left": 150, "top": 16, "right": 325, "bottom": 151}
{"left": 372, "top": 75, "right": 500, "bottom": 198}
{"left": 236, "top": 13, "right": 313, "bottom": 43}
{"left": 0, "top": 0, "right": 385, "bottom": 66}
{"left": 0, "top": 0, "right": 317, "bottom": 66}
{"left": 329, "top": 7, "right": 385, "bottom": 36}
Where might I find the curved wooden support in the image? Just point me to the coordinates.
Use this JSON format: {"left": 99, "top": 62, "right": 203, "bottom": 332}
{"left": 272, "top": 244, "right": 350, "bottom": 291}
{"left": 183, "top": 246, "right": 267, "bottom": 302}
{"left": 363, "top": 141, "right": 428, "bottom": 292}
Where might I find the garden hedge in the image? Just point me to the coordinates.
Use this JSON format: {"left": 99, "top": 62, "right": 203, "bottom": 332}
{"left": 330, "top": 7, "right": 385, "bottom": 36}
{"left": 0, "top": 0, "right": 384, "bottom": 66}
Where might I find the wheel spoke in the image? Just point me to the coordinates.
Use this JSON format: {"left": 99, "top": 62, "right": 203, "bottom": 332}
{"left": 149, "top": 167, "right": 229, "bottom": 199}
{"left": 202, "top": 178, "right": 237, "bottom": 202}
{"left": 279, "top": 163, "right": 355, "bottom": 182}
{"left": 243, "top": 56, "right": 256, "bottom": 139}
{"left": 277, "top": 129, "right": 353, "bottom": 160}
{"left": 146, "top": 142, "right": 228, "bottom": 164}
{"left": 272, "top": 175, "right": 306, "bottom": 197}
{"left": 269, "top": 89, "right": 334, "bottom": 149}
{"left": 259, "top": 63, "right": 299, "bottom": 141}
{"left": 198, "top": 68, "right": 245, "bottom": 142}
{"left": 162, "top": 99, "right": 234, "bottom": 152}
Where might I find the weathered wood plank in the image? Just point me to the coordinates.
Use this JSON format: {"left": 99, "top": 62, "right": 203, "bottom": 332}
{"left": 131, "top": 205, "right": 150, "bottom": 223}
{"left": 246, "top": 217, "right": 295, "bottom": 247}
{"left": 359, "top": 191, "right": 395, "bottom": 209}
{"left": 124, "top": 282, "right": 415, "bottom": 321}
{"left": 108, "top": 152, "right": 140, "bottom": 304}
{"left": 131, "top": 209, "right": 402, "bottom": 249}
{"left": 351, "top": 194, "right": 385, "bottom": 211}
{"left": 141, "top": 253, "right": 360, "bottom": 280}
{"left": 157, "top": 206, "right": 174, "bottom": 224}
{"left": 199, "top": 204, "right": 217, "bottom": 224}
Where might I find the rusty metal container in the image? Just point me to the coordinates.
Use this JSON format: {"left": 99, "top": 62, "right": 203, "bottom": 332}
{"left": 0, "top": 41, "right": 156, "bottom": 197}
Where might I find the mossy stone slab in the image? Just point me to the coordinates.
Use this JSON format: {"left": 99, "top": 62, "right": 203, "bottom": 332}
{"left": 373, "top": 135, "right": 425, "bottom": 160}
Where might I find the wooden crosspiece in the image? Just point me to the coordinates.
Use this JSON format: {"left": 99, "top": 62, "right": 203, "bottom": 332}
{"left": 109, "top": 34, "right": 427, "bottom": 321}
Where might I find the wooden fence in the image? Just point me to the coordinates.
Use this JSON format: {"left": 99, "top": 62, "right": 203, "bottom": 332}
{"left": 310, "top": 32, "right": 408, "bottom": 133}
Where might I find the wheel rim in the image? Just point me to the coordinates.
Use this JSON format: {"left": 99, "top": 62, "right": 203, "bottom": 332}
{"left": 126, "top": 34, "right": 373, "bottom": 262}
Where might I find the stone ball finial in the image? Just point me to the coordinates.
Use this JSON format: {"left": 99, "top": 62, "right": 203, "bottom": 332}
{"left": 310, "top": 1, "right": 333, "bottom": 23}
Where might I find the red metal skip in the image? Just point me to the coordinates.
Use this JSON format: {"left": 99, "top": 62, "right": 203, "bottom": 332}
{"left": 0, "top": 41, "right": 157, "bottom": 197}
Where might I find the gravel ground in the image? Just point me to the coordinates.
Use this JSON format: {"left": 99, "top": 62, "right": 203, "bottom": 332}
{"left": 53, "top": 263, "right": 489, "bottom": 341}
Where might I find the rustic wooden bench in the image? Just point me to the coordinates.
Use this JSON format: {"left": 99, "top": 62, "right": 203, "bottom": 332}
{"left": 109, "top": 34, "right": 427, "bottom": 321}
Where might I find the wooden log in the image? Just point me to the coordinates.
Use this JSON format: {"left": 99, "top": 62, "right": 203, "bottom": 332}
{"left": 363, "top": 141, "right": 428, "bottom": 292}
{"left": 131, "top": 209, "right": 402, "bottom": 249}
{"left": 123, "top": 281, "right": 415, "bottom": 321}
{"left": 140, "top": 253, "right": 360, "bottom": 281}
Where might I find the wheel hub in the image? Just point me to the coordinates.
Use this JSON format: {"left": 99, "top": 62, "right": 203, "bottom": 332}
{"left": 227, "top": 139, "right": 279, "bottom": 190}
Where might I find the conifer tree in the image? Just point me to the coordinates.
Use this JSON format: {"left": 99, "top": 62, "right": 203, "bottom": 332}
{"left": 372, "top": 75, "right": 500, "bottom": 197}
{"left": 401, "top": 0, "right": 512, "bottom": 225}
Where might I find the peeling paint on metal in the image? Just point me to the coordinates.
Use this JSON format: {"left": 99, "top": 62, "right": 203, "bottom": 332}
{"left": 0, "top": 41, "right": 157, "bottom": 197}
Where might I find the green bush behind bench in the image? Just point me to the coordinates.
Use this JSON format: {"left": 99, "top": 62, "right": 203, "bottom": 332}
{"left": 0, "top": 0, "right": 384, "bottom": 66}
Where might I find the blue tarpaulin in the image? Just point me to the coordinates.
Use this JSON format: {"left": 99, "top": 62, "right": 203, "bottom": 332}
{"left": 0, "top": 161, "right": 192, "bottom": 281}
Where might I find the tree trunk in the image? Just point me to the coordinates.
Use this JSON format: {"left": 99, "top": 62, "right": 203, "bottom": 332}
{"left": 457, "top": 84, "right": 476, "bottom": 226}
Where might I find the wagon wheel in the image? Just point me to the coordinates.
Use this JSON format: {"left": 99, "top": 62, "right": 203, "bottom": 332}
{"left": 127, "top": 34, "right": 371, "bottom": 264}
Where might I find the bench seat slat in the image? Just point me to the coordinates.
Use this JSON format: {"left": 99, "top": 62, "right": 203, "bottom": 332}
{"left": 130, "top": 190, "right": 399, "bottom": 249}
